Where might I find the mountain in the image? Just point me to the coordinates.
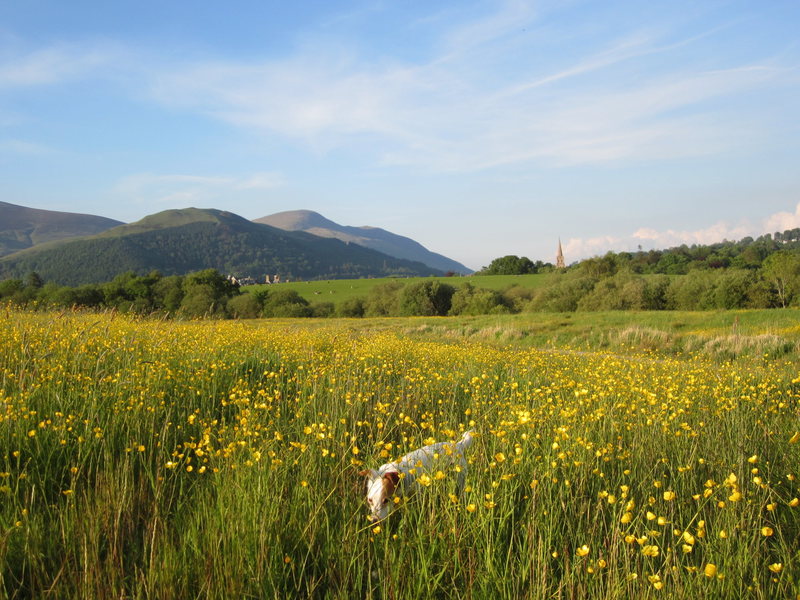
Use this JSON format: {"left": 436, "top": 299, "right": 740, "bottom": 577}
{"left": 0, "top": 201, "right": 123, "bottom": 257}
{"left": 0, "top": 207, "right": 444, "bottom": 285}
{"left": 255, "top": 210, "right": 473, "bottom": 274}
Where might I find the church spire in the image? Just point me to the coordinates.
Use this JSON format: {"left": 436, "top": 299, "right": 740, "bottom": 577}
{"left": 556, "top": 238, "right": 565, "bottom": 269}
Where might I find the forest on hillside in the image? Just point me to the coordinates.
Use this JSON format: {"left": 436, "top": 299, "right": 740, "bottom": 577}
{"left": 0, "top": 221, "right": 442, "bottom": 285}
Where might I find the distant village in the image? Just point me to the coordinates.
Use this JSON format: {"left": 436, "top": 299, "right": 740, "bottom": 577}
{"left": 226, "top": 274, "right": 283, "bottom": 286}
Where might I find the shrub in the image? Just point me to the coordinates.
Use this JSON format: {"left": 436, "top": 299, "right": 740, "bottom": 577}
{"left": 501, "top": 285, "right": 536, "bottom": 312}
{"left": 449, "top": 283, "right": 510, "bottom": 316}
{"left": 711, "top": 269, "right": 755, "bottom": 309}
{"left": 529, "top": 275, "right": 598, "bottom": 312}
{"left": 227, "top": 293, "right": 263, "bottom": 319}
{"left": 398, "top": 280, "right": 455, "bottom": 316}
{"left": 310, "top": 302, "right": 335, "bottom": 318}
{"left": 665, "top": 271, "right": 717, "bottom": 310}
{"left": 365, "top": 281, "right": 404, "bottom": 317}
{"left": 337, "top": 297, "right": 366, "bottom": 318}
{"left": 262, "top": 289, "right": 311, "bottom": 318}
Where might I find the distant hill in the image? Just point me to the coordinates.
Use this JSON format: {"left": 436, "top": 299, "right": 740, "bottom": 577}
{"left": 0, "top": 208, "right": 444, "bottom": 285}
{"left": 0, "top": 201, "right": 123, "bottom": 257}
{"left": 255, "top": 210, "right": 473, "bottom": 274}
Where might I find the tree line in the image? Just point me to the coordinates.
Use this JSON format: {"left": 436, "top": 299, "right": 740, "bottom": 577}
{"left": 0, "top": 269, "right": 496, "bottom": 319}
{"left": 2, "top": 232, "right": 800, "bottom": 318}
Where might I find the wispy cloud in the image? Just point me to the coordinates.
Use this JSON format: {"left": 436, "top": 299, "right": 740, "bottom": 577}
{"left": 141, "top": 3, "right": 792, "bottom": 172}
{"left": 564, "top": 202, "right": 800, "bottom": 260}
{"left": 0, "top": 42, "right": 119, "bottom": 89}
{"left": 1, "top": 3, "right": 793, "bottom": 175}
{"left": 0, "top": 138, "right": 53, "bottom": 155}
{"left": 112, "top": 171, "right": 285, "bottom": 207}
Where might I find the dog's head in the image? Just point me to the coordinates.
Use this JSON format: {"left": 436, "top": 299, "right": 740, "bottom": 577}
{"left": 359, "top": 469, "right": 400, "bottom": 522}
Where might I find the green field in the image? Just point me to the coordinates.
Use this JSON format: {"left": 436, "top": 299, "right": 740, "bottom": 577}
{"left": 1, "top": 308, "right": 799, "bottom": 598}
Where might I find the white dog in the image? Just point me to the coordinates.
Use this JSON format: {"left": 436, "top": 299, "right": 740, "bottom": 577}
{"left": 360, "top": 430, "right": 475, "bottom": 523}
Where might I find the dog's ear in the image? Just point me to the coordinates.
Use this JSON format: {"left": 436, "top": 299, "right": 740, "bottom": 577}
{"left": 382, "top": 471, "right": 400, "bottom": 496}
{"left": 359, "top": 469, "right": 379, "bottom": 481}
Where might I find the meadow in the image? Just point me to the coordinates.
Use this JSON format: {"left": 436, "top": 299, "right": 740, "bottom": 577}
{"left": 1, "top": 307, "right": 798, "bottom": 598}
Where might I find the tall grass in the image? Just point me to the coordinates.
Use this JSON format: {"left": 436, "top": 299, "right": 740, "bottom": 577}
{"left": 0, "top": 308, "right": 798, "bottom": 598}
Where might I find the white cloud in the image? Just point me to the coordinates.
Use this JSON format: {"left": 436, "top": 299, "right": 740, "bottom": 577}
{"left": 563, "top": 235, "right": 625, "bottom": 260}
{"left": 631, "top": 221, "right": 752, "bottom": 247}
{"left": 564, "top": 201, "right": 800, "bottom": 260}
{"left": 763, "top": 203, "right": 800, "bottom": 233}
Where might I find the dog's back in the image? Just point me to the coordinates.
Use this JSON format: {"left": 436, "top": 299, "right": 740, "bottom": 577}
{"left": 361, "top": 430, "right": 476, "bottom": 522}
{"left": 396, "top": 430, "right": 474, "bottom": 485}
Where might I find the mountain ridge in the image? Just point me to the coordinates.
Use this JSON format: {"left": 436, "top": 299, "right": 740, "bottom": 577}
{"left": 255, "top": 209, "right": 472, "bottom": 274}
{"left": 1, "top": 202, "right": 471, "bottom": 275}
{"left": 0, "top": 201, "right": 123, "bottom": 257}
{"left": 0, "top": 207, "right": 444, "bottom": 285}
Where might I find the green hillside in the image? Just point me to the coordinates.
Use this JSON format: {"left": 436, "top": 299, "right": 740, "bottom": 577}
{"left": 0, "top": 201, "right": 122, "bottom": 257}
{"left": 0, "top": 208, "right": 443, "bottom": 285}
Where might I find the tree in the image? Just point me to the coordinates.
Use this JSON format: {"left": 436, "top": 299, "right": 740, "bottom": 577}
{"left": 337, "top": 297, "right": 366, "bottom": 318}
{"left": 398, "top": 280, "right": 455, "bottom": 316}
{"left": 712, "top": 270, "right": 755, "bottom": 309}
{"left": 576, "top": 271, "right": 647, "bottom": 311}
{"left": 449, "top": 283, "right": 510, "bottom": 315}
{"left": 102, "top": 271, "right": 162, "bottom": 312}
{"left": 262, "top": 289, "right": 311, "bottom": 318}
{"left": 529, "top": 275, "right": 598, "bottom": 312}
{"left": 479, "top": 255, "right": 536, "bottom": 275}
{"left": 152, "top": 275, "right": 185, "bottom": 313}
{"left": 227, "top": 292, "right": 263, "bottom": 318}
{"left": 24, "top": 272, "right": 43, "bottom": 289}
{"left": 179, "top": 269, "right": 237, "bottom": 317}
{"left": 665, "top": 270, "right": 717, "bottom": 310}
{"left": 310, "top": 302, "right": 335, "bottom": 318}
{"left": 365, "top": 281, "right": 404, "bottom": 316}
{"left": 579, "top": 254, "right": 617, "bottom": 278}
{"left": 761, "top": 251, "right": 800, "bottom": 307}
{"left": 0, "top": 279, "right": 23, "bottom": 299}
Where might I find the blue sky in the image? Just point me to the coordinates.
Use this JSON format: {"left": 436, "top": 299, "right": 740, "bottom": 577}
{"left": 1, "top": 0, "right": 798, "bottom": 270}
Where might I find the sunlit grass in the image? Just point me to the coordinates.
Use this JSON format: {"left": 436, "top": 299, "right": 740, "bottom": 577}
{"left": 0, "top": 308, "right": 798, "bottom": 598}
